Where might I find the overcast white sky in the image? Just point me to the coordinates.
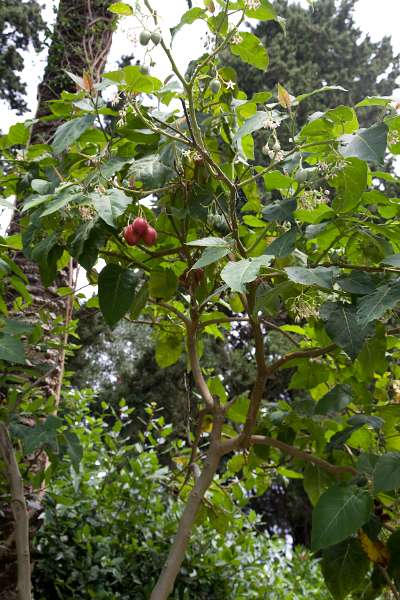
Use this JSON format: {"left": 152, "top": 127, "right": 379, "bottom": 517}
{"left": 1, "top": 0, "right": 399, "bottom": 130}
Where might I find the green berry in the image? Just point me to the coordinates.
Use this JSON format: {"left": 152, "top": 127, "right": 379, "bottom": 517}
{"left": 295, "top": 168, "right": 315, "bottom": 183}
{"left": 139, "top": 30, "right": 151, "bottom": 46}
{"left": 150, "top": 30, "right": 161, "bottom": 45}
{"left": 140, "top": 65, "right": 150, "bottom": 75}
{"left": 209, "top": 79, "right": 221, "bottom": 95}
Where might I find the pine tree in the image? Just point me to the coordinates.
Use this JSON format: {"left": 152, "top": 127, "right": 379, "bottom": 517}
{"left": 0, "top": 0, "right": 45, "bottom": 114}
{"left": 232, "top": 0, "right": 399, "bottom": 125}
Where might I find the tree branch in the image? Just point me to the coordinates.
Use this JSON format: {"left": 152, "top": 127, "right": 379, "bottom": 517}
{"left": 249, "top": 435, "right": 357, "bottom": 477}
{"left": 150, "top": 412, "right": 225, "bottom": 600}
{"left": 266, "top": 343, "right": 337, "bottom": 374}
{"left": 0, "top": 424, "right": 31, "bottom": 600}
{"left": 186, "top": 318, "right": 215, "bottom": 411}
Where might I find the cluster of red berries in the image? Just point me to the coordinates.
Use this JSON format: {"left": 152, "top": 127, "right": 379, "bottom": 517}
{"left": 123, "top": 217, "right": 157, "bottom": 247}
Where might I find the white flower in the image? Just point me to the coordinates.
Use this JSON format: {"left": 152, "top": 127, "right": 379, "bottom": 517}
{"left": 263, "top": 117, "right": 279, "bottom": 130}
{"left": 272, "top": 140, "right": 281, "bottom": 151}
{"left": 390, "top": 100, "right": 400, "bottom": 112}
{"left": 389, "top": 131, "right": 400, "bottom": 145}
{"left": 110, "top": 93, "right": 120, "bottom": 107}
{"left": 126, "top": 29, "right": 137, "bottom": 44}
{"left": 275, "top": 150, "right": 285, "bottom": 162}
{"left": 262, "top": 144, "right": 270, "bottom": 156}
{"left": 231, "top": 32, "right": 242, "bottom": 45}
{"left": 225, "top": 80, "right": 236, "bottom": 90}
{"left": 244, "top": 0, "right": 261, "bottom": 9}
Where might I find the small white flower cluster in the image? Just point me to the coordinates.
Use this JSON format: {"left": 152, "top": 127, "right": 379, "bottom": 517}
{"left": 126, "top": 29, "right": 137, "bottom": 44}
{"left": 110, "top": 93, "right": 120, "bottom": 107}
{"left": 263, "top": 116, "right": 280, "bottom": 130}
{"left": 289, "top": 293, "right": 319, "bottom": 323}
{"left": 231, "top": 32, "right": 243, "bottom": 45}
{"left": 94, "top": 185, "right": 107, "bottom": 194}
{"left": 225, "top": 80, "right": 235, "bottom": 90}
{"left": 244, "top": 0, "right": 261, "bottom": 9}
{"left": 388, "top": 130, "right": 400, "bottom": 145}
{"left": 298, "top": 188, "right": 329, "bottom": 211}
{"left": 262, "top": 139, "right": 284, "bottom": 162}
{"left": 15, "top": 150, "right": 25, "bottom": 161}
{"left": 117, "top": 107, "right": 128, "bottom": 128}
{"left": 78, "top": 206, "right": 96, "bottom": 221}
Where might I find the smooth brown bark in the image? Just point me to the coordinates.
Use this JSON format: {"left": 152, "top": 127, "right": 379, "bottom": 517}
{"left": 0, "top": 425, "right": 31, "bottom": 600}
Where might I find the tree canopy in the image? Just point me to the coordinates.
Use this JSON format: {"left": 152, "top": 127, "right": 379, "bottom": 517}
{"left": 1, "top": 1, "right": 400, "bottom": 599}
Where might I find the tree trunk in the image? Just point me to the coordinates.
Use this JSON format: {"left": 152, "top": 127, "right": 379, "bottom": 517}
{"left": 1, "top": 2, "right": 115, "bottom": 597}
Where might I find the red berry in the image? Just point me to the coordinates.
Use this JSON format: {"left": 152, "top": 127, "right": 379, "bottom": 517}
{"left": 123, "top": 225, "right": 141, "bottom": 246}
{"left": 142, "top": 226, "right": 157, "bottom": 246}
{"left": 131, "top": 217, "right": 149, "bottom": 236}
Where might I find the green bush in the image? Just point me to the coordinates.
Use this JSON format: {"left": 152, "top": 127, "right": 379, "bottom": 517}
{"left": 33, "top": 391, "right": 327, "bottom": 599}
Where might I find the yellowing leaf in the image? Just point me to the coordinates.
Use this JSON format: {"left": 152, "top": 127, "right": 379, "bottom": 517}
{"left": 358, "top": 530, "right": 389, "bottom": 566}
{"left": 278, "top": 83, "right": 292, "bottom": 111}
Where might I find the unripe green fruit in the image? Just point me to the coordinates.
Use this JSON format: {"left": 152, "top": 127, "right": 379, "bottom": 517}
{"left": 150, "top": 30, "right": 161, "bottom": 45}
{"left": 139, "top": 30, "right": 151, "bottom": 46}
{"left": 295, "top": 167, "right": 315, "bottom": 183}
{"left": 140, "top": 65, "right": 150, "bottom": 75}
{"left": 209, "top": 79, "right": 221, "bottom": 94}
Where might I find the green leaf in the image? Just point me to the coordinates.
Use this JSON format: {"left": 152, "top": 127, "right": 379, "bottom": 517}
{"left": 263, "top": 170, "right": 293, "bottom": 190}
{"left": 320, "top": 302, "right": 374, "bottom": 358}
{"left": 130, "top": 283, "right": 149, "bottom": 320}
{"left": 340, "top": 123, "right": 388, "bottom": 164}
{"left": 234, "top": 111, "right": 273, "bottom": 142}
{"left": 107, "top": 2, "right": 133, "bottom": 15}
{"left": 104, "top": 66, "right": 162, "bottom": 93}
{"left": 52, "top": 115, "right": 95, "bottom": 154}
{"left": 356, "top": 96, "right": 392, "bottom": 108}
{"left": 192, "top": 246, "right": 230, "bottom": 269}
{"left": 262, "top": 198, "right": 296, "bottom": 222}
{"left": 357, "top": 282, "right": 400, "bottom": 327}
{"left": 90, "top": 188, "right": 131, "bottom": 227}
{"left": 285, "top": 266, "right": 339, "bottom": 289}
{"left": 155, "top": 334, "right": 183, "bottom": 368}
{"left": 31, "top": 179, "right": 55, "bottom": 195}
{"left": 230, "top": 32, "right": 269, "bottom": 71}
{"left": 98, "top": 264, "right": 138, "bottom": 326}
{"left": 186, "top": 237, "right": 230, "bottom": 248}
{"left": 296, "top": 85, "right": 348, "bottom": 104}
{"left": 63, "top": 431, "right": 83, "bottom": 471}
{"left": 11, "top": 416, "right": 62, "bottom": 455}
{"left": 31, "top": 234, "right": 63, "bottom": 287}
{"left": 244, "top": 0, "right": 276, "bottom": 20}
{"left": 221, "top": 256, "right": 272, "bottom": 293}
{"left": 303, "top": 464, "right": 334, "bottom": 506}
{"left": 311, "top": 485, "right": 373, "bottom": 551}
{"left": 373, "top": 453, "right": 400, "bottom": 492}
{"left": 128, "top": 154, "right": 174, "bottom": 189}
{"left": 0, "top": 334, "right": 25, "bottom": 364}
{"left": 331, "top": 157, "right": 368, "bottom": 212}
{"left": 226, "top": 395, "right": 250, "bottom": 424}
{"left": 321, "top": 538, "right": 370, "bottom": 600}
{"left": 7, "top": 122, "right": 29, "bottom": 145}
{"left": 149, "top": 269, "right": 178, "bottom": 300}
{"left": 315, "top": 384, "right": 353, "bottom": 415}
{"left": 382, "top": 254, "right": 400, "bottom": 267}
{"left": 170, "top": 7, "right": 206, "bottom": 38}
{"left": 264, "top": 228, "right": 296, "bottom": 257}
{"left": 337, "top": 271, "right": 377, "bottom": 295}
